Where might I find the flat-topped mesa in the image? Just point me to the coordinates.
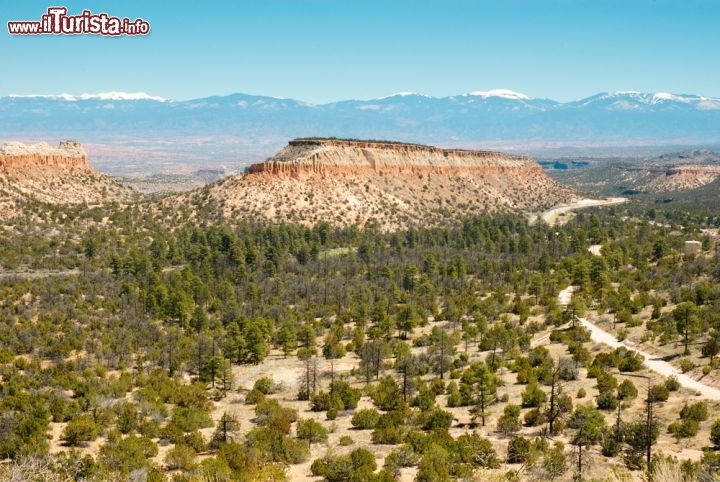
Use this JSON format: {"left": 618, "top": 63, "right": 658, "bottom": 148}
{"left": 666, "top": 165, "right": 720, "bottom": 176}
{"left": 249, "top": 138, "right": 541, "bottom": 179}
{"left": 0, "top": 141, "right": 89, "bottom": 170}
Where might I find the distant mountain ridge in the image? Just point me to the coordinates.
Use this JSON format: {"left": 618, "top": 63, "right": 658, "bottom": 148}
{"left": 1, "top": 90, "right": 719, "bottom": 174}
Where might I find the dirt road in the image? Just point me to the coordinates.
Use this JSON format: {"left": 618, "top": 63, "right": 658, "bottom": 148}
{"left": 536, "top": 197, "right": 627, "bottom": 226}
{"left": 558, "top": 286, "right": 720, "bottom": 400}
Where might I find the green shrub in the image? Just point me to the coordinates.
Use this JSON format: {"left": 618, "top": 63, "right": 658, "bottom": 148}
{"left": 649, "top": 384, "right": 670, "bottom": 402}
{"left": 497, "top": 404, "right": 521, "bottom": 435}
{"left": 244, "top": 388, "right": 266, "bottom": 405}
{"left": 680, "top": 402, "right": 708, "bottom": 422}
{"left": 172, "top": 406, "right": 214, "bottom": 432}
{"left": 62, "top": 416, "right": 98, "bottom": 446}
{"left": 164, "top": 444, "right": 197, "bottom": 470}
{"left": 665, "top": 376, "right": 681, "bottom": 392}
{"left": 523, "top": 408, "right": 546, "bottom": 427}
{"left": 668, "top": 419, "right": 699, "bottom": 439}
{"left": 371, "top": 427, "right": 403, "bottom": 445}
{"left": 183, "top": 430, "right": 207, "bottom": 453}
{"left": 296, "top": 418, "right": 328, "bottom": 444}
{"left": 710, "top": 419, "right": 720, "bottom": 447}
{"left": 617, "top": 379, "right": 638, "bottom": 401}
{"left": 679, "top": 358, "right": 695, "bottom": 373}
{"left": 507, "top": 436, "right": 534, "bottom": 464}
{"left": 253, "top": 377, "right": 277, "bottom": 395}
{"left": 521, "top": 383, "right": 546, "bottom": 408}
{"left": 351, "top": 408, "right": 381, "bottom": 430}
{"left": 422, "top": 408, "right": 453, "bottom": 431}
{"left": 596, "top": 391, "right": 618, "bottom": 411}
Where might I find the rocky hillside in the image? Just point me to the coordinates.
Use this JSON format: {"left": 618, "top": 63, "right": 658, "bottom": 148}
{"left": 0, "top": 141, "right": 137, "bottom": 218}
{"left": 174, "top": 138, "right": 577, "bottom": 229}
{"left": 549, "top": 149, "right": 720, "bottom": 197}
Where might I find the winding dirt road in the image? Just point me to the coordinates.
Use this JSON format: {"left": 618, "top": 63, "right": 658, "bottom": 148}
{"left": 537, "top": 197, "right": 628, "bottom": 226}
{"left": 558, "top": 286, "right": 720, "bottom": 400}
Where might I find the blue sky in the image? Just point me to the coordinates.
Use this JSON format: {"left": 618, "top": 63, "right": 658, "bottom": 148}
{"left": 2, "top": 0, "right": 719, "bottom": 103}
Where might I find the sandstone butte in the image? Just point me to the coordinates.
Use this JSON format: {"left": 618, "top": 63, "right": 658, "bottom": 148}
{"left": 0, "top": 141, "right": 135, "bottom": 218}
{"left": 178, "top": 138, "right": 578, "bottom": 230}
{"left": 0, "top": 140, "right": 89, "bottom": 171}
{"left": 248, "top": 138, "right": 544, "bottom": 179}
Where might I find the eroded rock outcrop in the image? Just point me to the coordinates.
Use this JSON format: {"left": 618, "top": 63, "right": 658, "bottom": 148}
{"left": 650, "top": 165, "right": 720, "bottom": 191}
{"left": 249, "top": 138, "right": 542, "bottom": 179}
{"left": 175, "top": 138, "right": 577, "bottom": 230}
{"left": 0, "top": 140, "right": 137, "bottom": 219}
{"left": 0, "top": 141, "right": 89, "bottom": 170}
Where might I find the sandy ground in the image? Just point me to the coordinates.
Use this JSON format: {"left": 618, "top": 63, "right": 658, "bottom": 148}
{"left": 588, "top": 245, "right": 602, "bottom": 256}
{"left": 558, "top": 286, "right": 720, "bottom": 400}
{"left": 537, "top": 197, "right": 627, "bottom": 226}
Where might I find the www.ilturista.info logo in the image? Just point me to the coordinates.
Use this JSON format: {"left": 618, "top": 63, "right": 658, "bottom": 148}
{"left": 7, "top": 7, "right": 150, "bottom": 36}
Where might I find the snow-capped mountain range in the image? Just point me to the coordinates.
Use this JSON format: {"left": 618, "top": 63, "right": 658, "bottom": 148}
{"left": 1, "top": 89, "right": 719, "bottom": 172}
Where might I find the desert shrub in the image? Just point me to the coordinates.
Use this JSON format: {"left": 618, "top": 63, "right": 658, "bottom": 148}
{"left": 332, "top": 381, "right": 361, "bottom": 410}
{"left": 576, "top": 388, "right": 586, "bottom": 398}
{"left": 115, "top": 401, "right": 139, "bottom": 434}
{"left": 253, "top": 377, "right": 277, "bottom": 395}
{"left": 351, "top": 408, "right": 381, "bottom": 430}
{"left": 370, "top": 376, "right": 404, "bottom": 411}
{"left": 617, "top": 351, "right": 643, "bottom": 372}
{"left": 417, "top": 445, "right": 450, "bottom": 482}
{"left": 255, "top": 399, "right": 298, "bottom": 434}
{"left": 665, "top": 376, "right": 681, "bottom": 392}
{"left": 384, "top": 445, "right": 419, "bottom": 473}
{"left": 521, "top": 383, "right": 546, "bottom": 408}
{"left": 172, "top": 406, "right": 213, "bottom": 432}
{"left": 617, "top": 379, "right": 638, "bottom": 401}
{"left": 339, "top": 435, "right": 354, "bottom": 446}
{"left": 595, "top": 372, "right": 618, "bottom": 394}
{"left": 452, "top": 433, "right": 501, "bottom": 469}
{"left": 62, "top": 416, "right": 98, "bottom": 446}
{"left": 311, "top": 391, "right": 341, "bottom": 412}
{"left": 497, "top": 404, "right": 522, "bottom": 435}
{"left": 183, "top": 430, "right": 207, "bottom": 453}
{"left": 244, "top": 388, "right": 266, "bottom": 405}
{"left": 649, "top": 384, "right": 669, "bottom": 402}
{"left": 557, "top": 358, "right": 578, "bottom": 381}
{"left": 164, "top": 444, "right": 197, "bottom": 470}
{"left": 160, "top": 422, "right": 185, "bottom": 445}
{"left": 311, "top": 448, "right": 377, "bottom": 481}
{"left": 523, "top": 408, "right": 546, "bottom": 427}
{"left": 602, "top": 437, "right": 621, "bottom": 457}
{"left": 679, "top": 358, "right": 695, "bottom": 373}
{"left": 371, "top": 427, "right": 403, "bottom": 445}
{"left": 596, "top": 391, "right": 618, "bottom": 411}
{"left": 138, "top": 418, "right": 161, "bottom": 439}
{"left": 710, "top": 419, "right": 720, "bottom": 447}
{"left": 245, "top": 426, "right": 309, "bottom": 464}
{"left": 680, "top": 401, "right": 708, "bottom": 422}
{"left": 297, "top": 418, "right": 328, "bottom": 444}
{"left": 98, "top": 435, "right": 158, "bottom": 474}
{"left": 506, "top": 436, "right": 534, "bottom": 464}
{"left": 422, "top": 408, "right": 453, "bottom": 431}
{"left": 668, "top": 419, "right": 699, "bottom": 439}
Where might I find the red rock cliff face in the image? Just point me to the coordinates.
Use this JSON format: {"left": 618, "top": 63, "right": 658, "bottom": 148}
{"left": 0, "top": 141, "right": 89, "bottom": 171}
{"left": 248, "top": 138, "right": 542, "bottom": 179}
